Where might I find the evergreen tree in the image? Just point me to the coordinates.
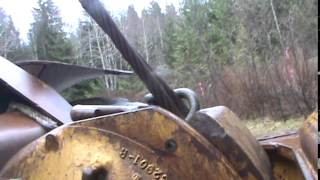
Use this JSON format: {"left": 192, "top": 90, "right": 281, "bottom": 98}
{"left": 163, "top": 5, "right": 178, "bottom": 68}
{"left": 125, "top": 6, "right": 143, "bottom": 51}
{"left": 29, "top": 0, "right": 73, "bottom": 62}
{"left": 141, "top": 1, "right": 165, "bottom": 67}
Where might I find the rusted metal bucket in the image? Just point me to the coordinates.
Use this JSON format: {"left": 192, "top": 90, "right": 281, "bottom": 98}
{"left": 259, "top": 112, "right": 318, "bottom": 180}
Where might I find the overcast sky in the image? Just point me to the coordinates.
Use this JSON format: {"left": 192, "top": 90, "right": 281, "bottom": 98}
{"left": 0, "top": 0, "right": 180, "bottom": 41}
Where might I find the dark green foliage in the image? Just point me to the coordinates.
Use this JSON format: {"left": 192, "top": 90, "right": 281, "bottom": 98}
{"left": 29, "top": 0, "right": 73, "bottom": 62}
{"left": 62, "top": 79, "right": 104, "bottom": 102}
{"left": 7, "top": 44, "right": 33, "bottom": 61}
{"left": 163, "top": 5, "right": 178, "bottom": 68}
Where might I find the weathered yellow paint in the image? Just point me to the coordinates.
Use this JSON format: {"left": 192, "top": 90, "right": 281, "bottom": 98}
{"left": 1, "top": 108, "right": 242, "bottom": 180}
{"left": 2, "top": 127, "right": 139, "bottom": 179}
{"left": 2, "top": 108, "right": 316, "bottom": 179}
{"left": 299, "top": 112, "right": 318, "bottom": 169}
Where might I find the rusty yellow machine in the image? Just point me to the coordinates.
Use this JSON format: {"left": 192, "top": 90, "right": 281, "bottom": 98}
{"left": 0, "top": 0, "right": 318, "bottom": 179}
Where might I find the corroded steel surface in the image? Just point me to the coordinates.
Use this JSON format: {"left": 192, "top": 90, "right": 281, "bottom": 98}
{"left": 1, "top": 108, "right": 242, "bottom": 179}
{"left": 267, "top": 151, "right": 305, "bottom": 180}
{"left": 0, "top": 57, "right": 72, "bottom": 124}
{"left": 189, "top": 106, "right": 272, "bottom": 180}
{"left": 259, "top": 112, "right": 318, "bottom": 180}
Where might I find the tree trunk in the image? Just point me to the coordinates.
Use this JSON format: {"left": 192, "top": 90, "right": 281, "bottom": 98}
{"left": 270, "top": 0, "right": 284, "bottom": 50}
{"left": 93, "top": 23, "right": 109, "bottom": 89}
{"left": 142, "top": 17, "right": 150, "bottom": 63}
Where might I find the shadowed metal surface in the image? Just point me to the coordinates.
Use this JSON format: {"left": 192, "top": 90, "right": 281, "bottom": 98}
{"left": 0, "top": 112, "right": 46, "bottom": 170}
{"left": 16, "top": 60, "right": 133, "bottom": 92}
{"left": 189, "top": 106, "right": 273, "bottom": 180}
{"left": 0, "top": 57, "right": 72, "bottom": 124}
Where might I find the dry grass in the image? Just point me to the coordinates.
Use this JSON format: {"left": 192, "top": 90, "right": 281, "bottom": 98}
{"left": 245, "top": 117, "right": 305, "bottom": 138}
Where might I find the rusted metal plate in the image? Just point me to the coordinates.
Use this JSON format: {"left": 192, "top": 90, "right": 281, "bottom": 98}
{"left": 259, "top": 112, "right": 318, "bottom": 180}
{"left": 0, "top": 57, "right": 72, "bottom": 124}
{"left": 259, "top": 133, "right": 315, "bottom": 180}
{"left": 189, "top": 106, "right": 272, "bottom": 180}
{"left": 260, "top": 133, "right": 300, "bottom": 161}
{"left": 1, "top": 107, "right": 242, "bottom": 179}
{"left": 267, "top": 151, "right": 305, "bottom": 180}
{"left": 16, "top": 60, "right": 133, "bottom": 92}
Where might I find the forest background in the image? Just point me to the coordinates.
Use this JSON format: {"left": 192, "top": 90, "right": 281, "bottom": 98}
{"left": 0, "top": 0, "right": 317, "bottom": 122}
